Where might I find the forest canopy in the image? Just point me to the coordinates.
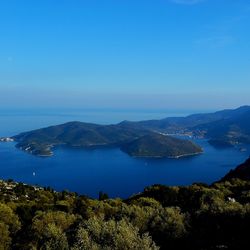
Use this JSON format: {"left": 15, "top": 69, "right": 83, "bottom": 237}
{"left": 1, "top": 176, "right": 250, "bottom": 250}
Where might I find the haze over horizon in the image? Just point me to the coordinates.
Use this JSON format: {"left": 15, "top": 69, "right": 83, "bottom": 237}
{"left": 1, "top": 0, "right": 249, "bottom": 110}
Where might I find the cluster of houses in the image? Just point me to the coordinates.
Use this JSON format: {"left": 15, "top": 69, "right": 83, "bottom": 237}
{"left": 0, "top": 137, "right": 14, "bottom": 142}
{"left": 0, "top": 180, "right": 43, "bottom": 201}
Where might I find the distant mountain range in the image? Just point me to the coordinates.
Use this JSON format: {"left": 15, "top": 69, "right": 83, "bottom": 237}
{"left": 120, "top": 105, "right": 250, "bottom": 146}
{"left": 9, "top": 105, "right": 250, "bottom": 157}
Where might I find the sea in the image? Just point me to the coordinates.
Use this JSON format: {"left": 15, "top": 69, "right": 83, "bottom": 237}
{"left": 0, "top": 108, "right": 249, "bottom": 198}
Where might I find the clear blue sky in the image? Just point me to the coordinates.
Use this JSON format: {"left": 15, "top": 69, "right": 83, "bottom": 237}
{"left": 0, "top": 0, "right": 249, "bottom": 110}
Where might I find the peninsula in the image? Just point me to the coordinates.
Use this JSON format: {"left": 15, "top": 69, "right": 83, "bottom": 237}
{"left": 10, "top": 106, "right": 250, "bottom": 158}
{"left": 11, "top": 121, "right": 202, "bottom": 158}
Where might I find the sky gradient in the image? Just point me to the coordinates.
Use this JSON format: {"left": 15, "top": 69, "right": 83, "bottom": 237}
{"left": 0, "top": 0, "right": 250, "bottom": 110}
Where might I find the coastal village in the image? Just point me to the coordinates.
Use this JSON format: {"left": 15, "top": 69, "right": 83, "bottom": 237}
{"left": 0, "top": 179, "right": 44, "bottom": 202}
{"left": 0, "top": 137, "right": 14, "bottom": 142}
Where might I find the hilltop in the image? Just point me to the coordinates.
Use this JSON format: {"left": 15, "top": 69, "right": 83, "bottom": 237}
{"left": 121, "top": 133, "right": 202, "bottom": 158}
{"left": 8, "top": 106, "right": 250, "bottom": 158}
{"left": 120, "top": 106, "right": 250, "bottom": 146}
{"left": 12, "top": 122, "right": 202, "bottom": 158}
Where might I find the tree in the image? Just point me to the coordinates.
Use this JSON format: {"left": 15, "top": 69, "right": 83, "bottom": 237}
{"left": 0, "top": 222, "right": 11, "bottom": 250}
{"left": 41, "top": 223, "right": 69, "bottom": 250}
{"left": 73, "top": 217, "right": 159, "bottom": 250}
{"left": 98, "top": 191, "right": 109, "bottom": 201}
{"left": 0, "top": 203, "right": 21, "bottom": 234}
{"left": 32, "top": 211, "right": 77, "bottom": 248}
{"left": 149, "top": 207, "right": 187, "bottom": 248}
{"left": 32, "top": 211, "right": 77, "bottom": 236}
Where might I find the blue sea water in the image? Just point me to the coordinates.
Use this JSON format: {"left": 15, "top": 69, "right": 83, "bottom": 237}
{"left": 0, "top": 109, "right": 249, "bottom": 198}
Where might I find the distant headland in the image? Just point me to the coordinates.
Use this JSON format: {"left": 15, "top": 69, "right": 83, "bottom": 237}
{"left": 2, "top": 105, "right": 250, "bottom": 158}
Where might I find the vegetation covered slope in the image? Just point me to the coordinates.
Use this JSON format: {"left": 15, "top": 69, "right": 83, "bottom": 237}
{"left": 120, "top": 106, "right": 250, "bottom": 146}
{"left": 12, "top": 122, "right": 149, "bottom": 156}
{"left": 1, "top": 159, "right": 250, "bottom": 249}
{"left": 119, "top": 105, "right": 250, "bottom": 133}
{"left": 10, "top": 106, "right": 250, "bottom": 157}
{"left": 121, "top": 133, "right": 202, "bottom": 158}
{"left": 195, "top": 110, "right": 250, "bottom": 146}
{"left": 12, "top": 122, "right": 202, "bottom": 158}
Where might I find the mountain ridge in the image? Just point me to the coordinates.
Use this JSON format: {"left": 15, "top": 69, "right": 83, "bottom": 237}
{"left": 12, "top": 122, "right": 202, "bottom": 158}
{"left": 8, "top": 105, "right": 250, "bottom": 157}
{"left": 120, "top": 105, "right": 250, "bottom": 146}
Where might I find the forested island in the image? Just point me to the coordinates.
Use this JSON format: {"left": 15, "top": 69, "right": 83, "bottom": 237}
{"left": 0, "top": 158, "right": 250, "bottom": 249}
{"left": 11, "top": 122, "right": 202, "bottom": 158}
{"left": 121, "top": 133, "right": 202, "bottom": 158}
{"left": 7, "top": 106, "right": 250, "bottom": 158}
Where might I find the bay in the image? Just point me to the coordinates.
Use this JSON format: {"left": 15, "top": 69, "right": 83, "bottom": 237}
{"left": 0, "top": 109, "right": 249, "bottom": 198}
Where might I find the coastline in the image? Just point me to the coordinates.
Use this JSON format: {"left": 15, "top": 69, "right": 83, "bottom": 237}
{"left": 128, "top": 150, "right": 203, "bottom": 159}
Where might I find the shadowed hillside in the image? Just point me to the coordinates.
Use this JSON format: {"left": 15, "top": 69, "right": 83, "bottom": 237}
{"left": 120, "top": 106, "right": 250, "bottom": 146}
{"left": 121, "top": 133, "right": 202, "bottom": 158}
{"left": 221, "top": 158, "right": 250, "bottom": 181}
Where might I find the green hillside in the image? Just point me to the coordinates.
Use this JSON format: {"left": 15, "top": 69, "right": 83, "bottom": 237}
{"left": 194, "top": 110, "right": 250, "bottom": 146}
{"left": 120, "top": 106, "right": 250, "bottom": 147}
{"left": 12, "top": 122, "right": 202, "bottom": 158}
{"left": 13, "top": 122, "right": 148, "bottom": 156}
{"left": 121, "top": 133, "right": 202, "bottom": 158}
{"left": 10, "top": 106, "right": 250, "bottom": 157}
{"left": 120, "top": 106, "right": 250, "bottom": 132}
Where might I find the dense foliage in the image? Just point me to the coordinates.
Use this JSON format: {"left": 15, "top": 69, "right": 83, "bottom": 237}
{"left": 1, "top": 177, "right": 250, "bottom": 249}
{"left": 121, "top": 133, "right": 202, "bottom": 158}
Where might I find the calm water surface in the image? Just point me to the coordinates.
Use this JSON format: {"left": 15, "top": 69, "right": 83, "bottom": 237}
{"left": 0, "top": 109, "right": 249, "bottom": 198}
